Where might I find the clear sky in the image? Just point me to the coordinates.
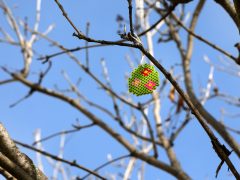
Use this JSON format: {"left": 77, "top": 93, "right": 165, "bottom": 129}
{"left": 0, "top": 0, "right": 239, "bottom": 179}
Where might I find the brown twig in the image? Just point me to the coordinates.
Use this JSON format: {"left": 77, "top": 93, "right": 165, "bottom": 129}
{"left": 215, "top": 0, "right": 240, "bottom": 32}
{"left": 85, "top": 22, "right": 90, "bottom": 69}
{"left": 32, "top": 123, "right": 95, "bottom": 145}
{"left": 127, "top": 0, "right": 134, "bottom": 35}
{"left": 172, "top": 13, "right": 239, "bottom": 64}
{"left": 81, "top": 154, "right": 131, "bottom": 179}
{"left": 169, "top": 112, "right": 192, "bottom": 144}
{"left": 138, "top": 3, "right": 177, "bottom": 36}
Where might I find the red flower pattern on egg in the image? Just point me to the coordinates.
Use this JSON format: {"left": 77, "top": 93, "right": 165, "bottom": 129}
{"left": 144, "top": 80, "right": 156, "bottom": 90}
{"left": 141, "top": 68, "right": 152, "bottom": 76}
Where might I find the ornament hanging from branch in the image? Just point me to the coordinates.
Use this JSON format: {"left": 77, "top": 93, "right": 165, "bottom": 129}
{"left": 128, "top": 63, "right": 159, "bottom": 96}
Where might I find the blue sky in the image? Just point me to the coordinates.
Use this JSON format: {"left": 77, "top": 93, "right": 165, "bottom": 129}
{"left": 0, "top": 0, "right": 240, "bottom": 179}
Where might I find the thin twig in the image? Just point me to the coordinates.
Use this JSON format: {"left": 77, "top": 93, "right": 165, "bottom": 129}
{"left": 171, "top": 13, "right": 238, "bottom": 63}
{"left": 127, "top": 0, "right": 134, "bottom": 35}
{"left": 85, "top": 22, "right": 90, "bottom": 69}
{"left": 138, "top": 3, "right": 177, "bottom": 36}
{"left": 169, "top": 112, "right": 192, "bottom": 144}
{"left": 32, "top": 123, "right": 95, "bottom": 145}
{"left": 29, "top": 0, "right": 41, "bottom": 44}
{"left": 81, "top": 154, "right": 131, "bottom": 179}
{"left": 37, "top": 45, "right": 103, "bottom": 62}
{"left": 139, "top": 104, "right": 158, "bottom": 158}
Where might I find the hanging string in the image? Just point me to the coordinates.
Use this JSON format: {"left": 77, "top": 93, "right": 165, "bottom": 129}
{"left": 140, "top": 53, "right": 146, "bottom": 64}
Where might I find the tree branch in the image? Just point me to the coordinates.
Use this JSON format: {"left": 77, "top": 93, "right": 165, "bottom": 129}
{"left": 0, "top": 153, "right": 32, "bottom": 180}
{"left": 214, "top": 0, "right": 240, "bottom": 32}
{"left": 0, "top": 123, "right": 47, "bottom": 179}
{"left": 0, "top": 166, "right": 17, "bottom": 180}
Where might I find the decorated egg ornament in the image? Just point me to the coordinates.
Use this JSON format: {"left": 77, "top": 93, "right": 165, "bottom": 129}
{"left": 128, "top": 64, "right": 159, "bottom": 96}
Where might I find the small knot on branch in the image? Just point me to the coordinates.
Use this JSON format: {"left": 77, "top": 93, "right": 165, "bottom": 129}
{"left": 72, "top": 32, "right": 85, "bottom": 40}
{"left": 211, "top": 140, "right": 233, "bottom": 178}
{"left": 119, "top": 32, "right": 142, "bottom": 46}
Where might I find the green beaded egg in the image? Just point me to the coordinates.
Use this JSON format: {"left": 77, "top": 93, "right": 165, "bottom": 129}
{"left": 128, "top": 64, "right": 159, "bottom": 96}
